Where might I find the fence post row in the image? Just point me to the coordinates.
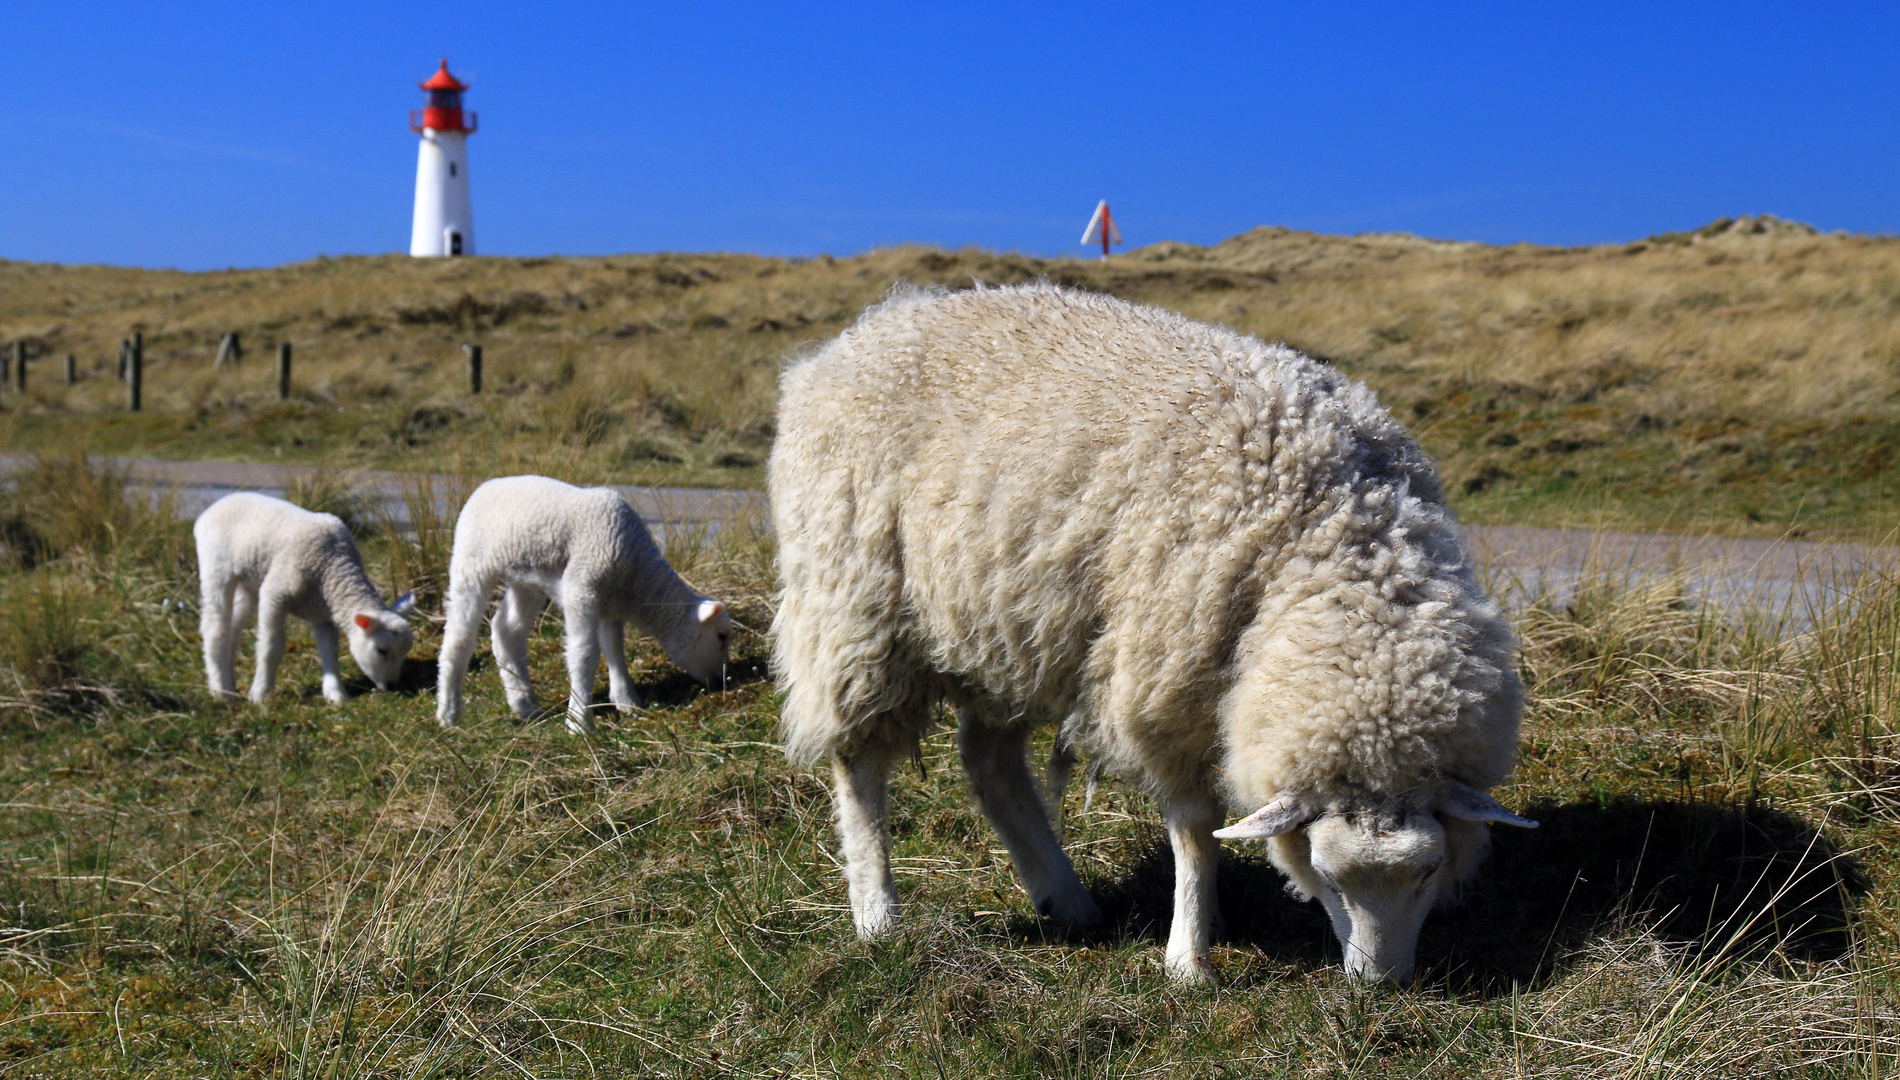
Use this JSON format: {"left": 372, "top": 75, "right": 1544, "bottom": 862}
{"left": 277, "top": 342, "right": 292, "bottom": 401}
{"left": 128, "top": 331, "right": 143, "bottom": 411}
{"left": 464, "top": 343, "right": 483, "bottom": 394}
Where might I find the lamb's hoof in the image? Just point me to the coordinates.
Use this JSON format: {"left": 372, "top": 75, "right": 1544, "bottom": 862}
{"left": 851, "top": 904, "right": 900, "bottom": 940}
{"left": 1164, "top": 951, "right": 1216, "bottom": 986}
{"left": 507, "top": 698, "right": 539, "bottom": 719}
{"left": 611, "top": 699, "right": 639, "bottom": 715}
{"left": 565, "top": 715, "right": 596, "bottom": 737}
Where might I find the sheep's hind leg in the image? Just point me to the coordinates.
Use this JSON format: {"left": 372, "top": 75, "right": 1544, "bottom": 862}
{"left": 1159, "top": 793, "right": 1224, "bottom": 984}
{"left": 598, "top": 618, "right": 640, "bottom": 712}
{"left": 492, "top": 584, "right": 547, "bottom": 719}
{"left": 958, "top": 710, "right": 1104, "bottom": 930}
{"left": 436, "top": 573, "right": 497, "bottom": 727}
{"left": 832, "top": 744, "right": 901, "bottom": 938}
{"left": 200, "top": 576, "right": 241, "bottom": 699}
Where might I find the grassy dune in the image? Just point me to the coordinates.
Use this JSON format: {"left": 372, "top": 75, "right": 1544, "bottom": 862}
{"left": 0, "top": 457, "right": 1898, "bottom": 1076}
{"left": 5, "top": 214, "right": 1900, "bottom": 537}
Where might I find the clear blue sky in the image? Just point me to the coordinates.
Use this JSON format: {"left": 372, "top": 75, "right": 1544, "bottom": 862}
{"left": 3, "top": 1, "right": 1896, "bottom": 268}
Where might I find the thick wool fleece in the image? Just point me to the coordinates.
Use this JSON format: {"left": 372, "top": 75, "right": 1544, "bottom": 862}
{"left": 435, "top": 475, "right": 731, "bottom": 732}
{"left": 771, "top": 284, "right": 1524, "bottom": 978}
{"left": 195, "top": 492, "right": 413, "bottom": 703}
{"left": 773, "top": 283, "right": 1518, "bottom": 800}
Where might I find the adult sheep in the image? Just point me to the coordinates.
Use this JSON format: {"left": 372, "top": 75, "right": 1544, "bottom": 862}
{"left": 769, "top": 283, "right": 1534, "bottom": 984}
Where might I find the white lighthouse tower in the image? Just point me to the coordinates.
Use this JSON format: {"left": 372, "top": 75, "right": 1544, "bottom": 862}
{"left": 409, "top": 59, "right": 477, "bottom": 257}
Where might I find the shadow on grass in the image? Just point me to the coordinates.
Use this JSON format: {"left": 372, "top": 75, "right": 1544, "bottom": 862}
{"left": 631, "top": 654, "right": 770, "bottom": 709}
{"left": 1076, "top": 797, "right": 1865, "bottom": 993}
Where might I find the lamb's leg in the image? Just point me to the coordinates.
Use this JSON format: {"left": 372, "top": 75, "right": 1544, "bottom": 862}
{"left": 1158, "top": 793, "right": 1224, "bottom": 984}
{"left": 200, "top": 574, "right": 240, "bottom": 699}
{"left": 312, "top": 621, "right": 348, "bottom": 704}
{"left": 491, "top": 584, "right": 547, "bottom": 719}
{"left": 247, "top": 596, "right": 289, "bottom": 704}
{"left": 598, "top": 618, "right": 640, "bottom": 712}
{"left": 957, "top": 710, "right": 1104, "bottom": 929}
{"left": 561, "top": 591, "right": 602, "bottom": 735}
{"left": 832, "top": 745, "right": 901, "bottom": 937}
{"left": 435, "top": 574, "right": 495, "bottom": 727}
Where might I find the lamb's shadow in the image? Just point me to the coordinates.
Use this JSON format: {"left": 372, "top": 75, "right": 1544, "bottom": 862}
{"left": 629, "top": 655, "right": 771, "bottom": 710}
{"left": 339, "top": 656, "right": 441, "bottom": 698}
{"left": 1085, "top": 798, "right": 1866, "bottom": 993}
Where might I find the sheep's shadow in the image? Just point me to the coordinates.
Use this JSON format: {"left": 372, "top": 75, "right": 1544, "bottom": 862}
{"left": 628, "top": 654, "right": 771, "bottom": 710}
{"left": 337, "top": 655, "right": 444, "bottom": 698}
{"left": 1079, "top": 798, "right": 1865, "bottom": 993}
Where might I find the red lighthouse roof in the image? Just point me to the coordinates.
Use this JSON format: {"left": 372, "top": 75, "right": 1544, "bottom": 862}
{"left": 420, "top": 59, "right": 468, "bottom": 92}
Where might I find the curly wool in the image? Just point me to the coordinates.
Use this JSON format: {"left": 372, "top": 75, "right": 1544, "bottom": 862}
{"left": 771, "top": 282, "right": 1520, "bottom": 812}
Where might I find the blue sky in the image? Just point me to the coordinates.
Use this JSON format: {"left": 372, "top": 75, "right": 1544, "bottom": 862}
{"left": 2, "top": 2, "right": 1896, "bottom": 268}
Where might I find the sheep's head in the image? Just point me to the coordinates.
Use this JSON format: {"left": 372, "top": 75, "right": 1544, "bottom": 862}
{"left": 348, "top": 591, "right": 417, "bottom": 691}
{"left": 663, "top": 599, "right": 733, "bottom": 690}
{"left": 1215, "top": 783, "right": 1536, "bottom": 982}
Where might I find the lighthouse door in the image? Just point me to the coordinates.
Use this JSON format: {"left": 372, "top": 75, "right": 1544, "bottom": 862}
{"left": 446, "top": 230, "right": 463, "bottom": 256}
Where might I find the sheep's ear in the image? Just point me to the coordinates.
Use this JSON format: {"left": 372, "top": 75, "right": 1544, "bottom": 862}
{"left": 1438, "top": 782, "right": 1539, "bottom": 828}
{"left": 353, "top": 613, "right": 375, "bottom": 631}
{"left": 390, "top": 590, "right": 416, "bottom": 616}
{"left": 1213, "top": 794, "right": 1315, "bottom": 841}
{"left": 697, "top": 600, "right": 726, "bottom": 625}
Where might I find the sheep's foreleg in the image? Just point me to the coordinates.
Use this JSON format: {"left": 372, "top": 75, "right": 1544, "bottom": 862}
{"left": 1160, "top": 794, "right": 1224, "bottom": 984}
{"left": 312, "top": 621, "right": 348, "bottom": 703}
{"left": 561, "top": 591, "right": 602, "bottom": 735}
{"left": 598, "top": 619, "right": 640, "bottom": 712}
{"left": 958, "top": 711, "right": 1104, "bottom": 930}
{"left": 248, "top": 597, "right": 288, "bottom": 704}
{"left": 832, "top": 746, "right": 900, "bottom": 937}
{"left": 492, "top": 584, "right": 546, "bottom": 719}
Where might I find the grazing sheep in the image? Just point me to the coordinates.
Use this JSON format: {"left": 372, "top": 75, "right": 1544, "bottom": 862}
{"left": 195, "top": 492, "right": 416, "bottom": 704}
{"left": 435, "top": 475, "right": 734, "bottom": 734}
{"left": 770, "top": 283, "right": 1534, "bottom": 984}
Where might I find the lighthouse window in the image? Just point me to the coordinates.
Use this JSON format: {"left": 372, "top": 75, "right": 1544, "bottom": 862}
{"left": 448, "top": 162, "right": 457, "bottom": 177}
{"left": 429, "top": 89, "right": 461, "bottom": 110}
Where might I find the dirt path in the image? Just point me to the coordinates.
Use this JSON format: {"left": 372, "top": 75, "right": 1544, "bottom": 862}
{"left": 8, "top": 455, "right": 1888, "bottom": 610}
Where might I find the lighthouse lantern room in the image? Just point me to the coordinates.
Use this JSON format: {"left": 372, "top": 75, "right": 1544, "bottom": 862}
{"left": 409, "top": 60, "right": 477, "bottom": 257}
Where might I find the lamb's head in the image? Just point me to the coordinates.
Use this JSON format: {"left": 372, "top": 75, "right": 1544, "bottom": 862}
{"left": 662, "top": 599, "right": 733, "bottom": 690}
{"left": 348, "top": 591, "right": 417, "bottom": 691}
{"left": 1216, "top": 784, "right": 1535, "bottom": 982}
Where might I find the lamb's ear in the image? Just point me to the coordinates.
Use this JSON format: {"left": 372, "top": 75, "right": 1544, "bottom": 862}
{"left": 1213, "top": 794, "right": 1315, "bottom": 841}
{"left": 1438, "top": 782, "right": 1539, "bottom": 828}
{"left": 697, "top": 600, "right": 726, "bottom": 625}
{"left": 390, "top": 591, "right": 416, "bottom": 616}
{"left": 353, "top": 613, "right": 375, "bottom": 631}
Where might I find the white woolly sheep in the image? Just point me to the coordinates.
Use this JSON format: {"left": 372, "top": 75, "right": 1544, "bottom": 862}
{"left": 770, "top": 283, "right": 1535, "bottom": 984}
{"left": 435, "top": 475, "right": 734, "bottom": 734}
{"left": 195, "top": 492, "right": 416, "bottom": 704}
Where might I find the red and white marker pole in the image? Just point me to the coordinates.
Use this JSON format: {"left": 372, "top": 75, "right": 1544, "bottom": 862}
{"left": 1080, "top": 200, "right": 1122, "bottom": 260}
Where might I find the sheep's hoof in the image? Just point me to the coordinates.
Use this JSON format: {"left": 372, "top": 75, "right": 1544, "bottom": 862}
{"left": 1037, "top": 890, "right": 1106, "bottom": 930}
{"left": 507, "top": 697, "right": 539, "bottom": 719}
{"left": 1164, "top": 951, "right": 1216, "bottom": 986}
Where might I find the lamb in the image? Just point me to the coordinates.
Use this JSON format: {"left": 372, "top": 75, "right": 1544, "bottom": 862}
{"left": 769, "top": 283, "right": 1535, "bottom": 984}
{"left": 434, "top": 475, "right": 735, "bottom": 734}
{"left": 195, "top": 492, "right": 416, "bottom": 703}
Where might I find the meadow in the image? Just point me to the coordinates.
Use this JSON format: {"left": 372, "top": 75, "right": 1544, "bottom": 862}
{"left": 0, "top": 455, "right": 1898, "bottom": 1077}
{"left": 5, "top": 213, "right": 1900, "bottom": 538}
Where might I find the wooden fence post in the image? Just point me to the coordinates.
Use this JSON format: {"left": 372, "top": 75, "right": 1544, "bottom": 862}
{"left": 215, "top": 331, "right": 242, "bottom": 369}
{"left": 65, "top": 354, "right": 76, "bottom": 384}
{"left": 277, "top": 342, "right": 292, "bottom": 401}
{"left": 128, "top": 332, "right": 143, "bottom": 411}
{"left": 118, "top": 340, "right": 129, "bottom": 381}
{"left": 13, "top": 341, "right": 26, "bottom": 394}
{"left": 464, "top": 343, "right": 482, "bottom": 394}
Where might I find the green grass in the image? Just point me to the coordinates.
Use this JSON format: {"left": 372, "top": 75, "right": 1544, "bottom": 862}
{"left": 1, "top": 458, "right": 1900, "bottom": 1076}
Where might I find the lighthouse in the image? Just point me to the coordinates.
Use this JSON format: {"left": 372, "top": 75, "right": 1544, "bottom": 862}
{"left": 409, "top": 59, "right": 477, "bottom": 257}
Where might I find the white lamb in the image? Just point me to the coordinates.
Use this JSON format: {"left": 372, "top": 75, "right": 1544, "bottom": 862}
{"left": 435, "top": 475, "right": 734, "bottom": 734}
{"left": 770, "top": 283, "right": 1535, "bottom": 984}
{"left": 195, "top": 492, "right": 416, "bottom": 703}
